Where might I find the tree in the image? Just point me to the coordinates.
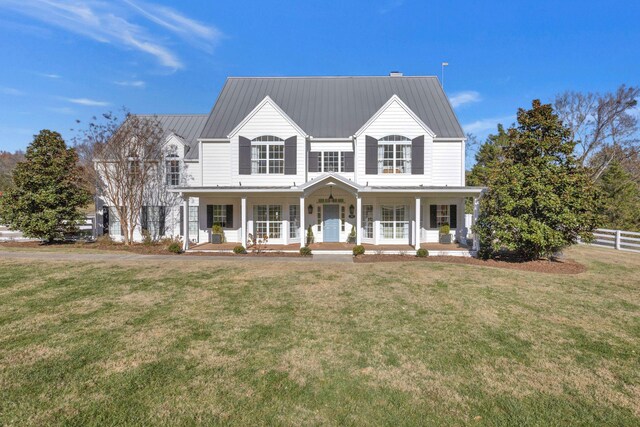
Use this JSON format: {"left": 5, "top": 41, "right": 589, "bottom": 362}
{"left": 0, "top": 130, "right": 91, "bottom": 242}
{"left": 467, "top": 124, "right": 509, "bottom": 187}
{"left": 79, "top": 112, "right": 180, "bottom": 244}
{"left": 598, "top": 161, "right": 640, "bottom": 231}
{"left": 475, "top": 100, "right": 602, "bottom": 260}
{"left": 554, "top": 85, "right": 639, "bottom": 180}
{"left": 0, "top": 150, "right": 25, "bottom": 192}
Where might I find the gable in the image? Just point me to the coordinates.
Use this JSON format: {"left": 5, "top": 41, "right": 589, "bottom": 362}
{"left": 227, "top": 97, "right": 306, "bottom": 139}
{"left": 356, "top": 96, "right": 436, "bottom": 139}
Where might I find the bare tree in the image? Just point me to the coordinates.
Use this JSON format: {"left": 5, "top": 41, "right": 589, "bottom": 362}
{"left": 554, "top": 85, "right": 639, "bottom": 179}
{"left": 79, "top": 112, "right": 165, "bottom": 244}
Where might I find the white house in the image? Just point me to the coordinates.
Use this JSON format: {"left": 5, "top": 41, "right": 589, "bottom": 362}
{"left": 97, "top": 74, "right": 484, "bottom": 252}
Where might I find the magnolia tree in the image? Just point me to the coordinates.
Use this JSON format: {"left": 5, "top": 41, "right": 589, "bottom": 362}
{"left": 475, "top": 100, "right": 602, "bottom": 260}
{"left": 78, "top": 112, "right": 181, "bottom": 244}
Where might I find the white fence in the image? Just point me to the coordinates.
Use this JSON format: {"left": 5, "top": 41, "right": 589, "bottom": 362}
{"left": 585, "top": 228, "right": 640, "bottom": 254}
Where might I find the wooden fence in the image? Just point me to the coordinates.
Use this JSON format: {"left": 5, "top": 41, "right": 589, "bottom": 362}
{"left": 584, "top": 228, "right": 640, "bottom": 254}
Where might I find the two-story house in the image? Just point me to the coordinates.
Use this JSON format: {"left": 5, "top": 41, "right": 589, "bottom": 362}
{"left": 98, "top": 74, "right": 484, "bottom": 253}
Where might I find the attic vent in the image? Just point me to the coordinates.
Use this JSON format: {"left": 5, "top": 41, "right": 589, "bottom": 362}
{"left": 389, "top": 71, "right": 403, "bottom": 77}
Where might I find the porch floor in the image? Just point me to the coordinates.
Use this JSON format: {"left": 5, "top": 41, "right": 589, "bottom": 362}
{"left": 190, "top": 242, "right": 470, "bottom": 252}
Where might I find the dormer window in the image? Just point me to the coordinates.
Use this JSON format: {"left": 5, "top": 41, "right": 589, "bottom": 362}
{"left": 251, "top": 135, "right": 284, "bottom": 174}
{"left": 165, "top": 154, "right": 180, "bottom": 186}
{"left": 378, "top": 135, "right": 411, "bottom": 174}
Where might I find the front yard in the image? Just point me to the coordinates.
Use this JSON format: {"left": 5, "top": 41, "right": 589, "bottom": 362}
{"left": 0, "top": 246, "right": 638, "bottom": 425}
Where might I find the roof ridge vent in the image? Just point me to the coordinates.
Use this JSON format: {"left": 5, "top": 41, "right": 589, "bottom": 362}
{"left": 389, "top": 71, "right": 403, "bottom": 77}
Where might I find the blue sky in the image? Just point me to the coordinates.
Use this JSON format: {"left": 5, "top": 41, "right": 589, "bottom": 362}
{"left": 1, "top": 0, "right": 639, "bottom": 162}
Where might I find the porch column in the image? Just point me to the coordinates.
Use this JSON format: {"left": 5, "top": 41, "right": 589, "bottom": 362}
{"left": 472, "top": 196, "right": 480, "bottom": 251}
{"left": 241, "top": 196, "right": 247, "bottom": 247}
{"left": 182, "top": 196, "right": 190, "bottom": 251}
{"left": 356, "top": 195, "right": 362, "bottom": 245}
{"left": 415, "top": 197, "right": 421, "bottom": 250}
{"left": 299, "top": 195, "right": 305, "bottom": 248}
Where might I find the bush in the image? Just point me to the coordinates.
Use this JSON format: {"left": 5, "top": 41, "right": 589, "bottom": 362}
{"left": 167, "top": 242, "right": 182, "bottom": 254}
{"left": 416, "top": 248, "right": 429, "bottom": 257}
{"left": 300, "top": 246, "right": 312, "bottom": 256}
{"left": 352, "top": 245, "right": 365, "bottom": 256}
{"left": 439, "top": 223, "right": 450, "bottom": 234}
{"left": 233, "top": 245, "right": 247, "bottom": 254}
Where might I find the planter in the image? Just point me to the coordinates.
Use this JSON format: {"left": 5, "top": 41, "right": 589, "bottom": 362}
{"left": 211, "top": 233, "right": 223, "bottom": 244}
{"left": 439, "top": 233, "right": 452, "bottom": 244}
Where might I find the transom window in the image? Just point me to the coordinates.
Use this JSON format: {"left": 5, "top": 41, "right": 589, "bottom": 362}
{"left": 165, "top": 155, "right": 180, "bottom": 186}
{"left": 318, "top": 151, "right": 345, "bottom": 172}
{"left": 380, "top": 205, "right": 408, "bottom": 239}
{"left": 254, "top": 205, "right": 282, "bottom": 239}
{"left": 251, "top": 135, "right": 284, "bottom": 174}
{"left": 378, "top": 135, "right": 411, "bottom": 174}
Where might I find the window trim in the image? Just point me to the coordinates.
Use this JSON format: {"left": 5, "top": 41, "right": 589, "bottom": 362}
{"left": 165, "top": 155, "right": 180, "bottom": 186}
{"left": 433, "top": 204, "right": 450, "bottom": 229}
{"left": 254, "top": 204, "right": 282, "bottom": 239}
{"left": 380, "top": 204, "right": 409, "bottom": 240}
{"left": 378, "top": 135, "right": 412, "bottom": 174}
{"left": 251, "top": 135, "right": 285, "bottom": 175}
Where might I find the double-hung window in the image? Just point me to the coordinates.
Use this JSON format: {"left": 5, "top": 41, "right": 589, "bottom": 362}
{"left": 363, "top": 205, "right": 373, "bottom": 239}
{"left": 378, "top": 135, "right": 411, "bottom": 174}
{"left": 317, "top": 151, "right": 346, "bottom": 172}
{"left": 380, "top": 205, "right": 408, "bottom": 239}
{"left": 165, "top": 155, "right": 180, "bottom": 186}
{"left": 251, "top": 136, "right": 284, "bottom": 174}
{"left": 254, "top": 205, "right": 282, "bottom": 239}
{"left": 289, "top": 205, "right": 299, "bottom": 239}
{"left": 108, "top": 207, "right": 122, "bottom": 236}
{"left": 435, "top": 205, "right": 449, "bottom": 228}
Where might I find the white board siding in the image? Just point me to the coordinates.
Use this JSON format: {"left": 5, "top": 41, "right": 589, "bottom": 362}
{"left": 230, "top": 102, "right": 306, "bottom": 186}
{"left": 202, "top": 142, "right": 231, "bottom": 186}
{"left": 355, "top": 99, "right": 434, "bottom": 186}
{"left": 432, "top": 141, "right": 463, "bottom": 186}
{"left": 183, "top": 162, "right": 201, "bottom": 187}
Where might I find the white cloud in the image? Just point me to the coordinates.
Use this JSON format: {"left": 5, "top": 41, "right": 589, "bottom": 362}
{"left": 449, "top": 91, "right": 481, "bottom": 108}
{"left": 0, "top": 87, "right": 25, "bottom": 96}
{"left": 66, "top": 97, "right": 110, "bottom": 107}
{"left": 0, "top": 1, "right": 223, "bottom": 70}
{"left": 463, "top": 115, "right": 515, "bottom": 136}
{"left": 39, "top": 73, "right": 62, "bottom": 79}
{"left": 114, "top": 80, "right": 146, "bottom": 88}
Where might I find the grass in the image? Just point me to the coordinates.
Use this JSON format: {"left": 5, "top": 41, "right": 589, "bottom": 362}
{"left": 0, "top": 246, "right": 639, "bottom": 426}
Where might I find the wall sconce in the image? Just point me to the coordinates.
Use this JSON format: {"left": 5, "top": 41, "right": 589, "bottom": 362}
{"left": 349, "top": 204, "right": 355, "bottom": 216}
{"left": 308, "top": 204, "right": 313, "bottom": 215}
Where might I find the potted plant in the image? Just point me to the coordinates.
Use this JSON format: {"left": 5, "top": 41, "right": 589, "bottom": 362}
{"left": 439, "top": 223, "right": 452, "bottom": 244}
{"left": 211, "top": 224, "right": 225, "bottom": 244}
{"left": 306, "top": 225, "right": 314, "bottom": 245}
{"left": 347, "top": 225, "right": 356, "bottom": 244}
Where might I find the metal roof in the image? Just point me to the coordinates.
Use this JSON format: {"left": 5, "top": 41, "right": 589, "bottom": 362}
{"left": 200, "top": 76, "right": 465, "bottom": 140}
{"left": 136, "top": 114, "right": 208, "bottom": 160}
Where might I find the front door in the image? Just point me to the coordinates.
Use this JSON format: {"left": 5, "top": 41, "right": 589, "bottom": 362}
{"left": 323, "top": 204, "right": 340, "bottom": 242}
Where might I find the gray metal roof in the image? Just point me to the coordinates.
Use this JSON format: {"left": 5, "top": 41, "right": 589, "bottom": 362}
{"left": 200, "top": 76, "right": 465, "bottom": 139}
{"left": 136, "top": 114, "right": 208, "bottom": 159}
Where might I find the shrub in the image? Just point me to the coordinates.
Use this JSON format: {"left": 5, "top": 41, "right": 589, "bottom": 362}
{"left": 167, "top": 242, "right": 182, "bottom": 254}
{"left": 141, "top": 230, "right": 154, "bottom": 246}
{"left": 439, "top": 223, "right": 450, "bottom": 234}
{"left": 306, "top": 225, "right": 314, "bottom": 245}
{"left": 300, "top": 246, "right": 312, "bottom": 256}
{"left": 352, "top": 245, "right": 365, "bottom": 256}
{"left": 416, "top": 248, "right": 429, "bottom": 257}
{"left": 233, "top": 245, "right": 247, "bottom": 254}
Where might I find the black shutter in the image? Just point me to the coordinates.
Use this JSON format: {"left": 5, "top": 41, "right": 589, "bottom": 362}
{"left": 365, "top": 136, "right": 378, "bottom": 175}
{"left": 207, "top": 205, "right": 214, "bottom": 228}
{"left": 284, "top": 136, "right": 297, "bottom": 175}
{"left": 430, "top": 205, "right": 437, "bottom": 229}
{"left": 159, "top": 206, "right": 166, "bottom": 236}
{"left": 343, "top": 151, "right": 354, "bottom": 172}
{"left": 239, "top": 136, "right": 251, "bottom": 175}
{"left": 226, "top": 205, "right": 234, "bottom": 228}
{"left": 449, "top": 205, "right": 457, "bottom": 228}
{"left": 102, "top": 206, "right": 109, "bottom": 235}
{"left": 141, "top": 206, "right": 148, "bottom": 232}
{"left": 308, "top": 152, "right": 320, "bottom": 172}
{"left": 411, "top": 135, "right": 424, "bottom": 175}
{"left": 179, "top": 206, "right": 184, "bottom": 236}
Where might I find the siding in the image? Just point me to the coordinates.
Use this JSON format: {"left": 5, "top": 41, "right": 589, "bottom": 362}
{"left": 202, "top": 142, "right": 231, "bottom": 186}
{"left": 432, "top": 141, "right": 463, "bottom": 186}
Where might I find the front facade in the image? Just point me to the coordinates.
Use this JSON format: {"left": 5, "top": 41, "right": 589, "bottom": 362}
{"left": 97, "top": 74, "right": 483, "bottom": 252}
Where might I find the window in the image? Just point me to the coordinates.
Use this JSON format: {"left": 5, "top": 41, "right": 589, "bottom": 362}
{"left": 109, "top": 207, "right": 121, "bottom": 236}
{"left": 251, "top": 135, "right": 284, "bottom": 174}
{"left": 289, "top": 205, "right": 299, "bottom": 239}
{"left": 378, "top": 135, "right": 411, "bottom": 174}
{"left": 188, "top": 206, "right": 199, "bottom": 239}
{"left": 317, "top": 151, "right": 347, "bottom": 172}
{"left": 165, "top": 155, "right": 180, "bottom": 186}
{"left": 380, "top": 205, "right": 408, "bottom": 239}
{"left": 211, "top": 205, "right": 228, "bottom": 228}
{"left": 341, "top": 206, "right": 346, "bottom": 231}
{"left": 142, "top": 206, "right": 165, "bottom": 237}
{"left": 436, "top": 205, "right": 449, "bottom": 228}
{"left": 363, "top": 205, "right": 373, "bottom": 239}
{"left": 254, "top": 205, "right": 282, "bottom": 239}
{"left": 317, "top": 206, "right": 322, "bottom": 232}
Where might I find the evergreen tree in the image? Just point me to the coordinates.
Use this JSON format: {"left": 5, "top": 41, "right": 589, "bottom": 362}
{"left": 476, "top": 100, "right": 602, "bottom": 260}
{"left": 467, "top": 124, "right": 509, "bottom": 187}
{"left": 0, "top": 130, "right": 91, "bottom": 242}
{"left": 598, "top": 161, "right": 640, "bottom": 231}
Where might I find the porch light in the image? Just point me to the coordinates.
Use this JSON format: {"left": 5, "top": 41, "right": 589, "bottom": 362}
{"left": 349, "top": 204, "right": 355, "bottom": 216}
{"left": 308, "top": 204, "right": 313, "bottom": 214}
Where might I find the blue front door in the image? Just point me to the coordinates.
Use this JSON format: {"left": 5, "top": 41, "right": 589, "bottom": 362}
{"left": 323, "top": 204, "right": 340, "bottom": 242}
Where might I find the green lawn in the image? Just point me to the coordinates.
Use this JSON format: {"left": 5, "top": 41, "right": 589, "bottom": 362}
{"left": 1, "top": 246, "right": 639, "bottom": 426}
